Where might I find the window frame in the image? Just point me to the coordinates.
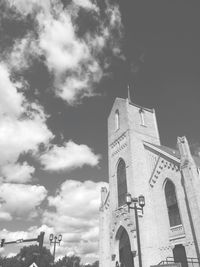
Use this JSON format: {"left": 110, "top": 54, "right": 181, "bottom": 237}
{"left": 164, "top": 179, "right": 182, "bottom": 227}
{"left": 117, "top": 158, "right": 127, "bottom": 207}
{"left": 139, "top": 108, "right": 145, "bottom": 126}
{"left": 115, "top": 110, "right": 120, "bottom": 131}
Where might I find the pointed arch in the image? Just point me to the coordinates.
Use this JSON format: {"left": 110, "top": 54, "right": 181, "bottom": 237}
{"left": 164, "top": 179, "right": 182, "bottom": 227}
{"left": 116, "top": 226, "right": 134, "bottom": 267}
{"left": 139, "top": 108, "right": 145, "bottom": 126}
{"left": 117, "top": 158, "right": 127, "bottom": 207}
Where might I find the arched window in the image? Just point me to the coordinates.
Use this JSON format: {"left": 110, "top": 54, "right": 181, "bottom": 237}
{"left": 115, "top": 110, "right": 120, "bottom": 131}
{"left": 117, "top": 159, "right": 127, "bottom": 207}
{"left": 139, "top": 108, "right": 145, "bottom": 126}
{"left": 165, "top": 180, "right": 182, "bottom": 227}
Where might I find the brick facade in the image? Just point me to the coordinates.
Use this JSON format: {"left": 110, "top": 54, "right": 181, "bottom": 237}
{"left": 99, "top": 97, "right": 200, "bottom": 267}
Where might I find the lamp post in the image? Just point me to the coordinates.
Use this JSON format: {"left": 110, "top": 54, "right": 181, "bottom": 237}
{"left": 125, "top": 193, "right": 145, "bottom": 267}
{"left": 49, "top": 234, "right": 62, "bottom": 263}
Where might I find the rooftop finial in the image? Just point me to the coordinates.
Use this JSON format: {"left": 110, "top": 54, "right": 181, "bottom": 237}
{"left": 127, "top": 84, "right": 131, "bottom": 103}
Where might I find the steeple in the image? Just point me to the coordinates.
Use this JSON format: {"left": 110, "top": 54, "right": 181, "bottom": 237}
{"left": 127, "top": 84, "right": 131, "bottom": 103}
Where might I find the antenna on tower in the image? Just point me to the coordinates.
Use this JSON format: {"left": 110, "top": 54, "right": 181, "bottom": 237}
{"left": 126, "top": 57, "right": 133, "bottom": 103}
{"left": 127, "top": 84, "right": 131, "bottom": 103}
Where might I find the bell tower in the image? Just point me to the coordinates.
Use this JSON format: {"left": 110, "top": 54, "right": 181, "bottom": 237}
{"left": 107, "top": 97, "right": 161, "bottom": 267}
{"left": 108, "top": 97, "right": 160, "bottom": 210}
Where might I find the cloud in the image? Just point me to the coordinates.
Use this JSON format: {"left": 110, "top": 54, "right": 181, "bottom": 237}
{"left": 0, "top": 162, "right": 35, "bottom": 183}
{"left": 40, "top": 141, "right": 100, "bottom": 171}
{"left": 37, "top": 9, "right": 104, "bottom": 104}
{"left": 8, "top": 34, "right": 39, "bottom": 72}
{"left": 4, "top": 0, "right": 123, "bottom": 105}
{"left": 0, "top": 183, "right": 47, "bottom": 220}
{"left": 72, "top": 0, "right": 99, "bottom": 12}
{"left": 0, "top": 62, "right": 53, "bottom": 183}
{"left": 0, "top": 228, "right": 29, "bottom": 241}
{"left": 0, "top": 2, "right": 114, "bottom": 261}
{"left": 0, "top": 63, "right": 25, "bottom": 118}
{"left": 7, "top": 0, "right": 51, "bottom": 16}
{"left": 0, "top": 115, "right": 53, "bottom": 165}
{"left": 0, "top": 210, "right": 12, "bottom": 221}
{"left": 43, "top": 179, "right": 108, "bottom": 259}
{"left": 38, "top": 14, "right": 90, "bottom": 73}
{"left": 0, "top": 179, "right": 108, "bottom": 262}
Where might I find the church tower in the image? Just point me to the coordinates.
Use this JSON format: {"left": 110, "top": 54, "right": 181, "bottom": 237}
{"left": 107, "top": 97, "right": 161, "bottom": 267}
{"left": 99, "top": 96, "right": 200, "bottom": 267}
{"left": 108, "top": 97, "right": 160, "bottom": 212}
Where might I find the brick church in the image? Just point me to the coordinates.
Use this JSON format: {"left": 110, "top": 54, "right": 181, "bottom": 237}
{"left": 99, "top": 97, "right": 200, "bottom": 267}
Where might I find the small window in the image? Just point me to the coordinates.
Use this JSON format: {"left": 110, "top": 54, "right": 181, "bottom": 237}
{"left": 165, "top": 180, "right": 182, "bottom": 227}
{"left": 139, "top": 108, "right": 145, "bottom": 126}
{"left": 115, "top": 110, "right": 120, "bottom": 131}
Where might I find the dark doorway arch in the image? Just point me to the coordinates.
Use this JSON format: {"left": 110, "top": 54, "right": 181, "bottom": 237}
{"left": 173, "top": 244, "right": 188, "bottom": 267}
{"left": 118, "top": 228, "right": 134, "bottom": 267}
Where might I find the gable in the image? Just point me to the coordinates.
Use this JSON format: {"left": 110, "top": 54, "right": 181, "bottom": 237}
{"left": 145, "top": 149, "right": 159, "bottom": 174}
{"left": 144, "top": 142, "right": 181, "bottom": 188}
{"left": 144, "top": 142, "right": 180, "bottom": 164}
{"left": 149, "top": 156, "right": 180, "bottom": 188}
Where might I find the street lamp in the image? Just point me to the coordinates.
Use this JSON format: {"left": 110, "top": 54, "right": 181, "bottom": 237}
{"left": 49, "top": 234, "right": 62, "bottom": 263}
{"left": 125, "top": 193, "right": 145, "bottom": 267}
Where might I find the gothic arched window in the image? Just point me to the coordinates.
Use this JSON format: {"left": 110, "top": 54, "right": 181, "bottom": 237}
{"left": 117, "top": 159, "right": 127, "bottom": 207}
{"left": 139, "top": 108, "right": 145, "bottom": 126}
{"left": 165, "top": 180, "right": 182, "bottom": 227}
{"left": 115, "top": 110, "right": 120, "bottom": 131}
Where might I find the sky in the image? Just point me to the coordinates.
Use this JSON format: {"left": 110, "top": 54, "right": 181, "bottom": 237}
{"left": 0, "top": 0, "right": 200, "bottom": 264}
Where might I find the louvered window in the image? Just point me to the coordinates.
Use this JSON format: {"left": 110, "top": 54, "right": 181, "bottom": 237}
{"left": 115, "top": 110, "right": 120, "bottom": 130}
{"left": 117, "top": 159, "right": 127, "bottom": 207}
{"left": 139, "top": 108, "right": 145, "bottom": 126}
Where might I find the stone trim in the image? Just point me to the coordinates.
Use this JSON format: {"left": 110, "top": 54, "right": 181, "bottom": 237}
{"left": 149, "top": 158, "right": 179, "bottom": 188}
{"left": 110, "top": 205, "right": 135, "bottom": 240}
{"left": 110, "top": 131, "right": 128, "bottom": 157}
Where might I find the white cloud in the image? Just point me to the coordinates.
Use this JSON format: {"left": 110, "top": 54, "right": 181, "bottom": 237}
{"left": 39, "top": 14, "right": 90, "bottom": 73}
{"left": 37, "top": 10, "right": 103, "bottom": 104}
{"left": 40, "top": 141, "right": 100, "bottom": 171}
{"left": 8, "top": 34, "right": 39, "bottom": 72}
{"left": 0, "top": 63, "right": 25, "bottom": 118}
{"left": 0, "top": 210, "right": 12, "bottom": 221}
{"left": 0, "top": 183, "right": 47, "bottom": 220}
{"left": 0, "top": 225, "right": 82, "bottom": 259}
{"left": 0, "top": 1, "right": 118, "bottom": 259}
{"left": 5, "top": 0, "right": 123, "bottom": 105}
{"left": 7, "top": 0, "right": 51, "bottom": 16}
{"left": 1, "top": 162, "right": 35, "bottom": 183}
{"left": 58, "top": 77, "right": 88, "bottom": 104}
{"left": 72, "top": 0, "right": 99, "bottom": 12}
{"left": 0, "top": 63, "right": 53, "bottom": 182}
{"left": 28, "top": 224, "right": 55, "bottom": 245}
{"left": 0, "top": 115, "right": 53, "bottom": 165}
{"left": 43, "top": 179, "right": 108, "bottom": 260}
{"left": 0, "top": 228, "right": 29, "bottom": 241}
{"left": 0, "top": 179, "right": 107, "bottom": 262}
